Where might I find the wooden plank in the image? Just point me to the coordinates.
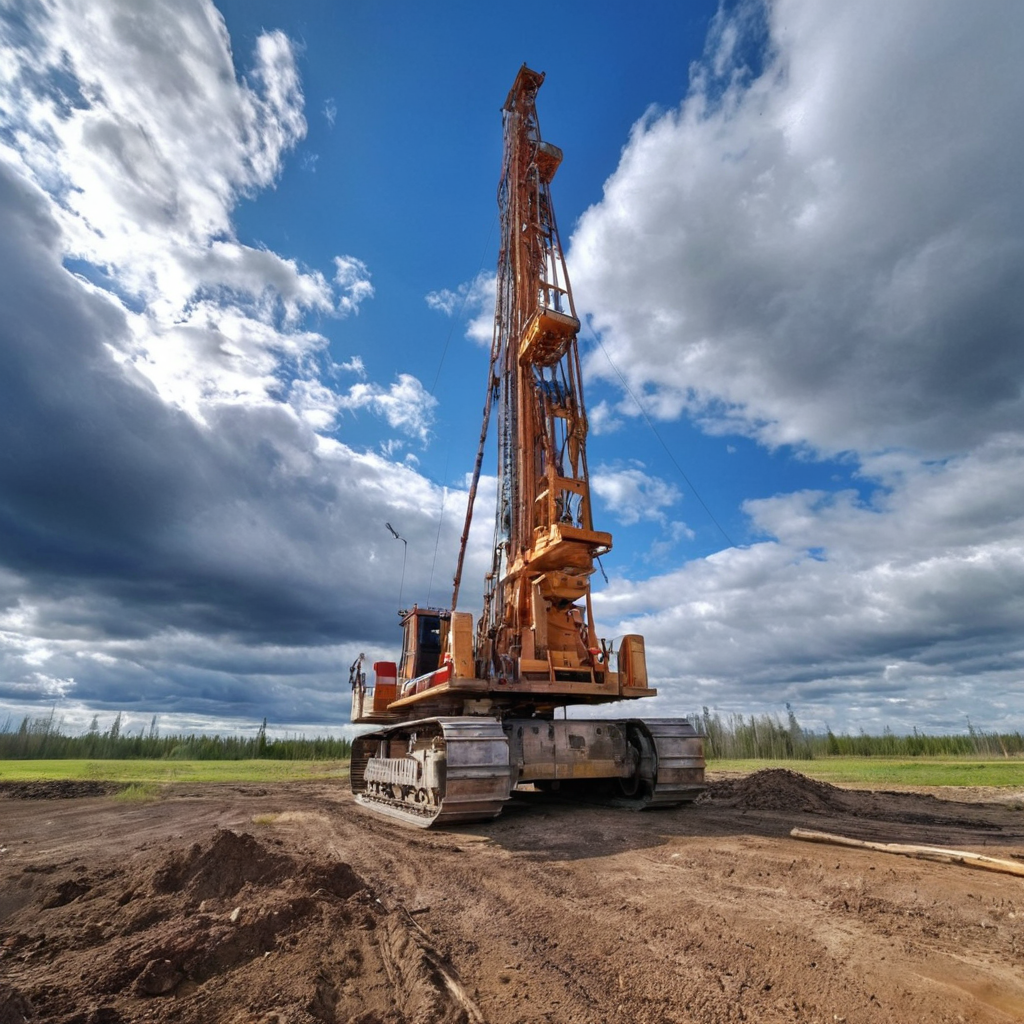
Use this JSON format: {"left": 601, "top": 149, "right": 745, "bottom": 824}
{"left": 790, "top": 828, "right": 1024, "bottom": 878}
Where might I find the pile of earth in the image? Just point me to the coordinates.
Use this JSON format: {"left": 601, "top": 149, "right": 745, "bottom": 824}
{"left": 699, "top": 768, "right": 854, "bottom": 813}
{"left": 699, "top": 768, "right": 1007, "bottom": 836}
{"left": 0, "top": 828, "right": 482, "bottom": 1024}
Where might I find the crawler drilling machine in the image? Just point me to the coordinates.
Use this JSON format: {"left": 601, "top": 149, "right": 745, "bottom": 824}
{"left": 349, "top": 66, "right": 705, "bottom": 826}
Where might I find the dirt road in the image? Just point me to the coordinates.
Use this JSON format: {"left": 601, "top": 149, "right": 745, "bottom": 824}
{"left": 2, "top": 770, "right": 1023, "bottom": 1023}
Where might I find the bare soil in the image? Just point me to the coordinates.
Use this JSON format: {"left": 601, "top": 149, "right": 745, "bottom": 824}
{"left": 2, "top": 768, "right": 1023, "bottom": 1024}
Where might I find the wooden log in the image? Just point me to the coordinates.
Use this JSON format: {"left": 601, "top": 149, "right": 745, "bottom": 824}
{"left": 790, "top": 828, "right": 1024, "bottom": 878}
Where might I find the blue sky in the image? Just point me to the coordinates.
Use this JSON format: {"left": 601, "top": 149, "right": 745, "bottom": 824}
{"left": 1, "top": 0, "right": 1022, "bottom": 739}
{"left": 217, "top": 0, "right": 860, "bottom": 562}
{"left": 218, "top": 0, "right": 777, "bottom": 557}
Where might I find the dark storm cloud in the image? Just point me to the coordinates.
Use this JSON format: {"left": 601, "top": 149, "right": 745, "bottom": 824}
{"left": 0, "top": 1, "right": 474, "bottom": 728}
{"left": 0, "top": 154, "right": 462, "bottom": 719}
{"left": 0, "top": 164, "right": 389, "bottom": 647}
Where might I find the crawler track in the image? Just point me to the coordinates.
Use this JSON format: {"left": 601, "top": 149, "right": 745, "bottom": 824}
{"left": 632, "top": 718, "right": 707, "bottom": 807}
{"left": 352, "top": 715, "right": 704, "bottom": 826}
{"left": 537, "top": 718, "right": 706, "bottom": 810}
{"left": 352, "top": 717, "right": 512, "bottom": 827}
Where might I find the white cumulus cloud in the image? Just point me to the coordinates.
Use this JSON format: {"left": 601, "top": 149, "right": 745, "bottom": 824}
{"left": 573, "top": 0, "right": 1024, "bottom": 733}
{"left": 334, "top": 255, "right": 374, "bottom": 316}
{"left": 0, "top": 0, "right": 378, "bottom": 427}
{"left": 592, "top": 463, "right": 681, "bottom": 526}
{"left": 571, "top": 0, "right": 1024, "bottom": 460}
{"left": 338, "top": 374, "right": 438, "bottom": 443}
{"left": 426, "top": 271, "right": 496, "bottom": 346}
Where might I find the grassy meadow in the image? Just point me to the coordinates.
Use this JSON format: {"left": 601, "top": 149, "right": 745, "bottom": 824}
{"left": 2, "top": 756, "right": 1021, "bottom": 792}
{"left": 0, "top": 758, "right": 349, "bottom": 784}
{"left": 710, "top": 757, "right": 1024, "bottom": 789}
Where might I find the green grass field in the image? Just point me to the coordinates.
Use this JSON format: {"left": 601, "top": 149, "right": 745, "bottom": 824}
{"left": 0, "top": 759, "right": 349, "bottom": 784}
{"left": 709, "top": 757, "right": 1024, "bottom": 788}
{"left": 2, "top": 757, "right": 1021, "bottom": 790}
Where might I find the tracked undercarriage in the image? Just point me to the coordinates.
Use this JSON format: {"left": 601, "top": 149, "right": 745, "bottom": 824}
{"left": 349, "top": 66, "right": 705, "bottom": 826}
{"left": 351, "top": 718, "right": 511, "bottom": 827}
{"left": 350, "top": 716, "right": 704, "bottom": 828}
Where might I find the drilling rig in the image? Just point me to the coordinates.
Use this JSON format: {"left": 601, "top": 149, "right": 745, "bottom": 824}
{"left": 349, "top": 66, "right": 705, "bottom": 826}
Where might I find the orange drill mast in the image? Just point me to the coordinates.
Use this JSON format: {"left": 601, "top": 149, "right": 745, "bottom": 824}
{"left": 348, "top": 66, "right": 704, "bottom": 828}
{"left": 472, "top": 65, "right": 610, "bottom": 687}
{"left": 357, "top": 65, "right": 654, "bottom": 727}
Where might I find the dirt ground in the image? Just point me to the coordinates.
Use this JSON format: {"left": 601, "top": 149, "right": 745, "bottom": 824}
{"left": 2, "top": 769, "right": 1023, "bottom": 1024}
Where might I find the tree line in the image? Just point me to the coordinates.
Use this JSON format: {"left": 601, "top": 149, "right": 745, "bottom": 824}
{"left": 0, "top": 711, "right": 351, "bottom": 761}
{"left": 2, "top": 706, "right": 1019, "bottom": 762}
{"left": 698, "top": 705, "right": 1024, "bottom": 760}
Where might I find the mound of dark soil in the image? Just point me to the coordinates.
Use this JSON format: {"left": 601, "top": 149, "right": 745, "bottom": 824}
{"left": 151, "top": 828, "right": 294, "bottom": 899}
{"left": 0, "top": 829, "right": 479, "bottom": 1024}
{"left": 700, "top": 768, "right": 852, "bottom": 813}
{"left": 0, "top": 781, "right": 123, "bottom": 800}
{"left": 701, "top": 769, "right": 1007, "bottom": 836}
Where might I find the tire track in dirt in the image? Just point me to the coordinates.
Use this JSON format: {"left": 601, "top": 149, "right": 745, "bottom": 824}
{"left": 2, "top": 770, "right": 1023, "bottom": 1023}
{"left": 275, "top": 803, "right": 615, "bottom": 1023}
{"left": 271, "top": 779, "right": 1024, "bottom": 1024}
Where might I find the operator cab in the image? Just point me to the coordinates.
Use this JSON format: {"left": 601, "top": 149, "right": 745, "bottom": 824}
{"left": 399, "top": 606, "right": 449, "bottom": 683}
